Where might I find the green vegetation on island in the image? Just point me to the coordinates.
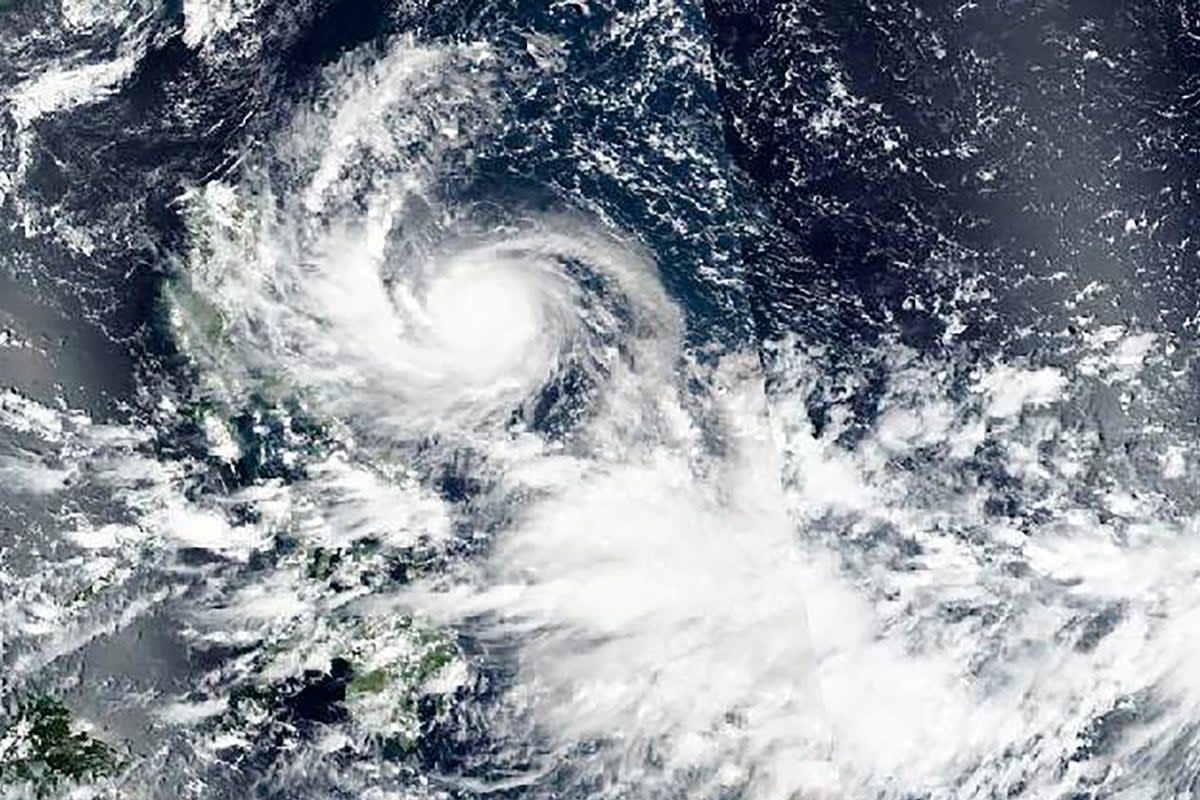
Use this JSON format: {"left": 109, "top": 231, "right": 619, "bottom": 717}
{"left": 0, "top": 697, "right": 122, "bottom": 797}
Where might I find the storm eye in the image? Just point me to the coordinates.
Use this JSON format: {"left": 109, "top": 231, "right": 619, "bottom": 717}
{"left": 422, "top": 262, "right": 544, "bottom": 367}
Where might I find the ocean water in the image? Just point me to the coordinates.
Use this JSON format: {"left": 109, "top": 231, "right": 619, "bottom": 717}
{"left": 3, "top": 2, "right": 1200, "bottom": 799}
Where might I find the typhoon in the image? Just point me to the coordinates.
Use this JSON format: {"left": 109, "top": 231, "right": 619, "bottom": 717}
{"left": 5, "top": 2, "right": 1200, "bottom": 800}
